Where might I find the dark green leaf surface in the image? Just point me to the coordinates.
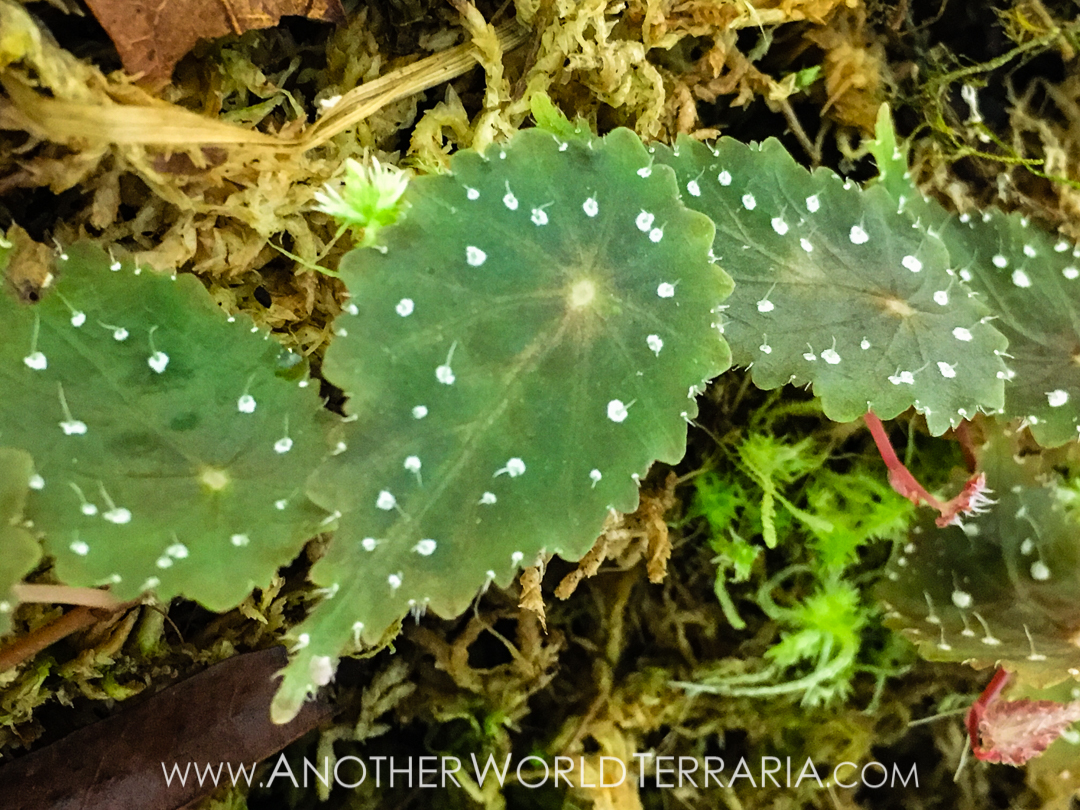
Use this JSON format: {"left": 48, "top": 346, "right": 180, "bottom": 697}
{"left": 0, "top": 243, "right": 328, "bottom": 611}
{"left": 866, "top": 106, "right": 1080, "bottom": 446}
{"left": 0, "top": 447, "right": 41, "bottom": 635}
{"left": 651, "top": 134, "right": 1009, "bottom": 435}
{"left": 272, "top": 127, "right": 733, "bottom": 721}
{"left": 877, "top": 434, "right": 1080, "bottom": 687}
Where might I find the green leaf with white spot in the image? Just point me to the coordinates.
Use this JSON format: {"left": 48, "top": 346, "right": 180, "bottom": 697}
{"left": 935, "top": 210, "right": 1080, "bottom": 446}
{"left": 649, "top": 135, "right": 1009, "bottom": 435}
{"left": 271, "top": 127, "right": 733, "bottom": 722}
{"left": 867, "top": 107, "right": 1080, "bottom": 446}
{"left": 0, "top": 447, "right": 41, "bottom": 636}
{"left": 877, "top": 433, "right": 1080, "bottom": 688}
{"left": 0, "top": 242, "right": 328, "bottom": 611}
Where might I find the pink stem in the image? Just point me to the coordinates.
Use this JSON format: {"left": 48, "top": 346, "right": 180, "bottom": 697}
{"left": 966, "top": 668, "right": 1010, "bottom": 757}
{"left": 863, "top": 411, "right": 945, "bottom": 511}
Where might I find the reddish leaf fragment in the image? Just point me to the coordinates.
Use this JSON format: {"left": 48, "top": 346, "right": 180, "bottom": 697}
{"left": 967, "top": 669, "right": 1080, "bottom": 766}
{"left": 83, "top": 0, "right": 346, "bottom": 87}
{"left": 0, "top": 647, "right": 334, "bottom": 810}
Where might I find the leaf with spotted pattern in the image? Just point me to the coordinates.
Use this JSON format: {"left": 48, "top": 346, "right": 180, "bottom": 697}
{"left": 0, "top": 448, "right": 41, "bottom": 636}
{"left": 0, "top": 241, "right": 329, "bottom": 612}
{"left": 865, "top": 106, "right": 1080, "bottom": 447}
{"left": 649, "top": 135, "right": 1009, "bottom": 435}
{"left": 935, "top": 210, "right": 1080, "bottom": 447}
{"left": 876, "top": 432, "right": 1080, "bottom": 688}
{"left": 270, "top": 127, "right": 733, "bottom": 722}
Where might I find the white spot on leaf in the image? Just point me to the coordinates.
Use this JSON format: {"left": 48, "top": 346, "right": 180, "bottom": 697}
{"left": 466, "top": 246, "right": 486, "bottom": 267}
{"left": 310, "top": 656, "right": 334, "bottom": 686}
{"left": 646, "top": 334, "right": 663, "bottom": 354}
{"left": 607, "top": 400, "right": 629, "bottom": 422}
{"left": 436, "top": 364, "right": 455, "bottom": 384}
{"left": 148, "top": 351, "right": 169, "bottom": 373}
{"left": 396, "top": 298, "right": 414, "bottom": 316}
{"left": 952, "top": 327, "right": 973, "bottom": 341}
{"left": 237, "top": 394, "right": 256, "bottom": 413}
{"left": 951, "top": 590, "right": 973, "bottom": 609}
{"left": 899, "top": 256, "right": 922, "bottom": 274}
{"left": 583, "top": 197, "right": 599, "bottom": 217}
{"left": 657, "top": 282, "right": 675, "bottom": 298}
{"left": 376, "top": 490, "right": 396, "bottom": 510}
{"left": 849, "top": 225, "right": 869, "bottom": 244}
{"left": 414, "top": 539, "right": 437, "bottom": 556}
{"left": 495, "top": 458, "right": 526, "bottom": 477}
{"left": 1047, "top": 389, "right": 1069, "bottom": 407}
{"left": 937, "top": 361, "right": 957, "bottom": 378}
{"left": 24, "top": 352, "right": 47, "bottom": 371}
{"left": 104, "top": 507, "right": 132, "bottom": 525}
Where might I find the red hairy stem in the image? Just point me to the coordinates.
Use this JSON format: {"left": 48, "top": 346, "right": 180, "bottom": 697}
{"left": 864, "top": 412, "right": 994, "bottom": 528}
{"left": 966, "top": 667, "right": 1011, "bottom": 754}
{"left": 863, "top": 411, "right": 945, "bottom": 511}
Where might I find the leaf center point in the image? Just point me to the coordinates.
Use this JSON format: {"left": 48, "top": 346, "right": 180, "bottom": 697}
{"left": 199, "top": 467, "right": 231, "bottom": 491}
{"left": 880, "top": 295, "right": 915, "bottom": 318}
{"left": 568, "top": 278, "right": 597, "bottom": 310}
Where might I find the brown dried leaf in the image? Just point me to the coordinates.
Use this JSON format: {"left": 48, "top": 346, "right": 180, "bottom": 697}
{"left": 82, "top": 0, "right": 346, "bottom": 87}
{"left": 555, "top": 472, "right": 678, "bottom": 598}
{"left": 518, "top": 565, "right": 547, "bottom": 631}
{"left": 1, "top": 226, "right": 54, "bottom": 303}
{"left": 554, "top": 528, "right": 611, "bottom": 600}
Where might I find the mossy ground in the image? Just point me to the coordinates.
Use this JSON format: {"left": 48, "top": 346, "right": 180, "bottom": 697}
{"left": 2, "top": 0, "right": 1080, "bottom": 807}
